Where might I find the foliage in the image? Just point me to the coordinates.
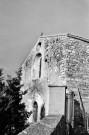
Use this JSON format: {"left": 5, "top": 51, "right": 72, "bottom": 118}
{"left": 0, "top": 68, "right": 8, "bottom": 135}
{"left": 0, "top": 68, "right": 29, "bottom": 135}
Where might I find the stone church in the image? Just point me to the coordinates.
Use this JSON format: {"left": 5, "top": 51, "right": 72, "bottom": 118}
{"left": 20, "top": 33, "right": 89, "bottom": 130}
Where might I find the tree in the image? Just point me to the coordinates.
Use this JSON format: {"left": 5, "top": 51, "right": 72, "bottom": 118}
{"left": 0, "top": 68, "right": 4, "bottom": 91}
{"left": 0, "top": 68, "right": 29, "bottom": 135}
{"left": 0, "top": 68, "right": 8, "bottom": 135}
{"left": 5, "top": 68, "right": 29, "bottom": 135}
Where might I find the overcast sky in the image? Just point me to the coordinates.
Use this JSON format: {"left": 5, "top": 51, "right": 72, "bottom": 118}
{"left": 0, "top": 0, "right": 89, "bottom": 77}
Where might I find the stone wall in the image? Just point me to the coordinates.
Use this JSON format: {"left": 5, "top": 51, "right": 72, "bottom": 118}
{"left": 21, "top": 38, "right": 50, "bottom": 122}
{"left": 21, "top": 33, "right": 89, "bottom": 122}
{"left": 66, "top": 37, "right": 89, "bottom": 87}
{"left": 65, "top": 36, "right": 89, "bottom": 106}
{"left": 44, "top": 35, "right": 66, "bottom": 86}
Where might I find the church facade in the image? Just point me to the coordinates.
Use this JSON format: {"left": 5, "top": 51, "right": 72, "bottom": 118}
{"left": 21, "top": 33, "right": 89, "bottom": 127}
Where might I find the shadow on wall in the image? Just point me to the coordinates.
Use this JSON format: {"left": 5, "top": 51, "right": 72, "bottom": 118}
{"left": 40, "top": 104, "right": 45, "bottom": 120}
{"left": 51, "top": 116, "right": 74, "bottom": 135}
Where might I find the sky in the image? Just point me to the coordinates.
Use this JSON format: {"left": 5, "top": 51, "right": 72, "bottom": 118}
{"left": 0, "top": 0, "right": 89, "bottom": 77}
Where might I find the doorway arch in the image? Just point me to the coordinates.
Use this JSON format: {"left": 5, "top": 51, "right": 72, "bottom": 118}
{"left": 40, "top": 104, "right": 45, "bottom": 120}
{"left": 33, "top": 101, "right": 38, "bottom": 122}
{"left": 31, "top": 92, "right": 44, "bottom": 122}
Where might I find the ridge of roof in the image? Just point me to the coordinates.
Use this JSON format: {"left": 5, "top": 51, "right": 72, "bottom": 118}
{"left": 39, "top": 33, "right": 67, "bottom": 38}
{"left": 21, "top": 33, "right": 89, "bottom": 67}
{"left": 40, "top": 33, "right": 89, "bottom": 43}
{"left": 67, "top": 33, "right": 89, "bottom": 43}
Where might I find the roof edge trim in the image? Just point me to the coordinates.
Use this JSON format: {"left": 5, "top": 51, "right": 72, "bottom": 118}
{"left": 67, "top": 33, "right": 89, "bottom": 43}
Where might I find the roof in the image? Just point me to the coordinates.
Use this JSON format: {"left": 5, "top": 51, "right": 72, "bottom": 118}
{"left": 18, "top": 115, "right": 62, "bottom": 135}
{"left": 40, "top": 33, "right": 89, "bottom": 43}
{"left": 21, "top": 33, "right": 89, "bottom": 67}
{"left": 67, "top": 33, "right": 89, "bottom": 43}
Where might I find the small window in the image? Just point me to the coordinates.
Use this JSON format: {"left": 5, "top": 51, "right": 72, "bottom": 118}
{"left": 38, "top": 42, "right": 41, "bottom": 46}
{"left": 36, "top": 42, "right": 41, "bottom": 51}
{"left": 39, "top": 58, "right": 42, "bottom": 78}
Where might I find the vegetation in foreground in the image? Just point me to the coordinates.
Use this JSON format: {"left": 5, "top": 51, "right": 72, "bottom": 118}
{"left": 0, "top": 68, "right": 29, "bottom": 135}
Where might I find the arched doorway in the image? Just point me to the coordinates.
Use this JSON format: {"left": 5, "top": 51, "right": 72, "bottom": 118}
{"left": 30, "top": 92, "right": 44, "bottom": 122}
{"left": 40, "top": 104, "right": 45, "bottom": 120}
{"left": 33, "top": 101, "right": 38, "bottom": 122}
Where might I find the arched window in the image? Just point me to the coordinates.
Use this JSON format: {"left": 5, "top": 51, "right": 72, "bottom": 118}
{"left": 36, "top": 42, "right": 41, "bottom": 51}
{"left": 33, "top": 101, "right": 38, "bottom": 122}
{"left": 32, "top": 53, "right": 42, "bottom": 79}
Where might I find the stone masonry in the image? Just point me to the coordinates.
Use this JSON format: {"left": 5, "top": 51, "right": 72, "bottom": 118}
{"left": 21, "top": 33, "right": 89, "bottom": 123}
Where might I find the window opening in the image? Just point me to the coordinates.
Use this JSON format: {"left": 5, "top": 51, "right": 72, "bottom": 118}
{"left": 40, "top": 104, "right": 45, "bottom": 120}
{"left": 39, "top": 58, "right": 42, "bottom": 78}
{"left": 33, "top": 53, "right": 42, "bottom": 79}
{"left": 33, "top": 101, "right": 38, "bottom": 122}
